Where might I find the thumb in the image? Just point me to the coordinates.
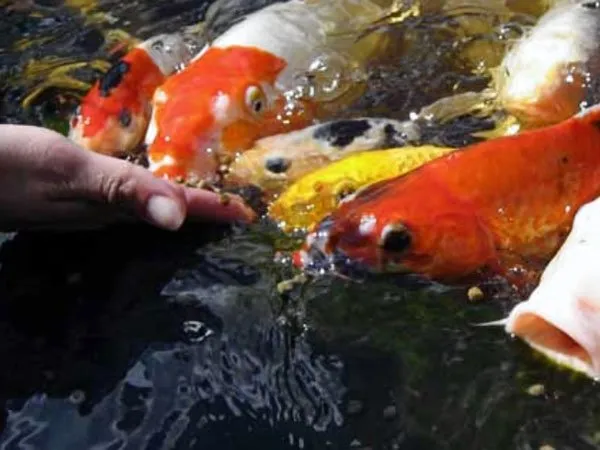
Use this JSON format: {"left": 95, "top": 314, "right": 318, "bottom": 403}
{"left": 73, "top": 151, "right": 188, "bottom": 230}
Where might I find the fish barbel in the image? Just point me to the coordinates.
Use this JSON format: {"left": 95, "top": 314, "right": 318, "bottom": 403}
{"left": 269, "top": 145, "right": 454, "bottom": 233}
{"left": 295, "top": 104, "right": 600, "bottom": 286}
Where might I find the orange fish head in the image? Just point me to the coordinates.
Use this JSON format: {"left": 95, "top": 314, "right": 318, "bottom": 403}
{"left": 219, "top": 91, "right": 317, "bottom": 154}
{"left": 296, "top": 182, "right": 496, "bottom": 282}
{"left": 69, "top": 57, "right": 152, "bottom": 157}
{"left": 146, "top": 46, "right": 317, "bottom": 180}
{"left": 69, "top": 95, "right": 149, "bottom": 156}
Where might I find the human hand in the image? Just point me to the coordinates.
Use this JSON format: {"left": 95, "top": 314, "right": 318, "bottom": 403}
{"left": 0, "top": 124, "right": 256, "bottom": 231}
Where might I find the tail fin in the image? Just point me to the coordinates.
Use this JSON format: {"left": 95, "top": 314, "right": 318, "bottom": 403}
{"left": 417, "top": 89, "right": 497, "bottom": 123}
{"left": 437, "top": 0, "right": 514, "bottom": 18}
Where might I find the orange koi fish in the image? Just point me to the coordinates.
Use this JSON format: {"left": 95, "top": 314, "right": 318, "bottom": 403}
{"left": 294, "top": 104, "right": 600, "bottom": 286}
{"left": 145, "top": 0, "right": 400, "bottom": 180}
{"left": 69, "top": 33, "right": 192, "bottom": 156}
{"left": 146, "top": 46, "right": 316, "bottom": 180}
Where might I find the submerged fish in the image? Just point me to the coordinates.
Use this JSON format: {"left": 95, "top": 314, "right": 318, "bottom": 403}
{"left": 225, "top": 117, "right": 421, "bottom": 194}
{"left": 494, "top": 0, "right": 600, "bottom": 127}
{"left": 69, "top": 33, "right": 192, "bottom": 156}
{"left": 145, "top": 0, "right": 406, "bottom": 180}
{"left": 269, "top": 145, "right": 454, "bottom": 233}
{"left": 498, "top": 196, "right": 600, "bottom": 379}
{"left": 420, "top": 0, "right": 600, "bottom": 132}
{"left": 294, "top": 104, "right": 600, "bottom": 286}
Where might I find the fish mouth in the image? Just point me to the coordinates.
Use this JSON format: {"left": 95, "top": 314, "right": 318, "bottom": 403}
{"left": 293, "top": 218, "right": 380, "bottom": 278}
{"left": 69, "top": 113, "right": 147, "bottom": 156}
{"left": 508, "top": 308, "right": 595, "bottom": 379}
{"left": 294, "top": 217, "right": 340, "bottom": 273}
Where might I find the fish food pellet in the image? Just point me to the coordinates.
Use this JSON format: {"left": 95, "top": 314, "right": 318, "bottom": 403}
{"left": 219, "top": 193, "right": 231, "bottom": 205}
{"left": 467, "top": 286, "right": 485, "bottom": 302}
{"left": 527, "top": 383, "right": 546, "bottom": 396}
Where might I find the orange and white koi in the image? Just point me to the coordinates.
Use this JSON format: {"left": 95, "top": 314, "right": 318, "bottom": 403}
{"left": 294, "top": 104, "right": 600, "bottom": 286}
{"left": 69, "top": 33, "right": 193, "bottom": 156}
{"left": 490, "top": 196, "right": 600, "bottom": 379}
{"left": 145, "top": 0, "right": 402, "bottom": 180}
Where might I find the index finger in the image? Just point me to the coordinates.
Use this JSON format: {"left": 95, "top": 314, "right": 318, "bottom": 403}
{"left": 181, "top": 186, "right": 257, "bottom": 224}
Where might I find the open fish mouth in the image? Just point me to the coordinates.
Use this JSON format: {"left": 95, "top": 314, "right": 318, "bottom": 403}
{"left": 293, "top": 216, "right": 382, "bottom": 279}
{"left": 294, "top": 245, "right": 377, "bottom": 279}
{"left": 293, "top": 216, "right": 345, "bottom": 274}
{"left": 506, "top": 302, "right": 598, "bottom": 380}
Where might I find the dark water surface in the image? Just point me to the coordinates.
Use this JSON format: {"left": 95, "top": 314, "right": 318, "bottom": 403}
{"left": 2, "top": 1, "right": 600, "bottom": 449}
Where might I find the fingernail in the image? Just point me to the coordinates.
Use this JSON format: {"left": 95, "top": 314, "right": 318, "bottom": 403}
{"left": 146, "top": 195, "right": 184, "bottom": 230}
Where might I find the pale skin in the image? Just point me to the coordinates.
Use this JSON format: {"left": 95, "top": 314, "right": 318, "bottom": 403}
{"left": 0, "top": 125, "right": 256, "bottom": 231}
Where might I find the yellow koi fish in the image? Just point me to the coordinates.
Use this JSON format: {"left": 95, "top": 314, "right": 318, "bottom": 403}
{"left": 269, "top": 145, "right": 455, "bottom": 232}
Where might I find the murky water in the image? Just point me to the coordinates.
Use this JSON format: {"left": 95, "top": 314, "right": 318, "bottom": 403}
{"left": 2, "top": 1, "right": 600, "bottom": 449}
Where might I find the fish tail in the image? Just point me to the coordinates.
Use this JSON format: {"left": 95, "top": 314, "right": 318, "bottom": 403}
{"left": 438, "top": 0, "right": 514, "bottom": 18}
{"left": 418, "top": 89, "right": 497, "bottom": 123}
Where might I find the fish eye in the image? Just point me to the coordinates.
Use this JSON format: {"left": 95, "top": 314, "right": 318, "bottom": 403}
{"left": 379, "top": 223, "right": 412, "bottom": 253}
{"left": 245, "top": 85, "right": 266, "bottom": 115}
{"left": 265, "top": 157, "right": 290, "bottom": 174}
{"left": 151, "top": 39, "right": 164, "bottom": 52}
{"left": 119, "top": 108, "right": 132, "bottom": 127}
{"left": 582, "top": 1, "right": 600, "bottom": 9}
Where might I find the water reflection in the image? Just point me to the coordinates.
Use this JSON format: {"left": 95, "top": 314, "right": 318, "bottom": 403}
{"left": 2, "top": 221, "right": 600, "bottom": 449}
{"left": 0, "top": 225, "right": 407, "bottom": 449}
{"left": 4, "top": 0, "right": 600, "bottom": 448}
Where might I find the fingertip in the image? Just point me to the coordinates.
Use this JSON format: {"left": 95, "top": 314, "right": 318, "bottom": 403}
{"left": 229, "top": 196, "right": 258, "bottom": 223}
{"left": 183, "top": 187, "right": 257, "bottom": 224}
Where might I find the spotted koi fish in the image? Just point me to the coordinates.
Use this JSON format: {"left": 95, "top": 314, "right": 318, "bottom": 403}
{"left": 69, "top": 33, "right": 193, "bottom": 156}
{"left": 224, "top": 117, "right": 422, "bottom": 195}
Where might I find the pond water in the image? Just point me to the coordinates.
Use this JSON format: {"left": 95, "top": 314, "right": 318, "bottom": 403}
{"left": 1, "top": 1, "right": 600, "bottom": 449}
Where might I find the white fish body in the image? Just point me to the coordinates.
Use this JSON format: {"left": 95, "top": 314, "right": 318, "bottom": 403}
{"left": 504, "top": 196, "right": 600, "bottom": 379}
{"left": 496, "top": 0, "right": 600, "bottom": 126}
{"left": 192, "top": 0, "right": 396, "bottom": 92}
